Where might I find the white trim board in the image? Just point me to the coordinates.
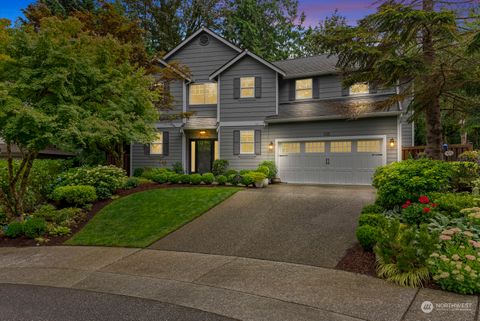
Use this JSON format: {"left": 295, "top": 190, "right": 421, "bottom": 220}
{"left": 219, "top": 121, "right": 265, "bottom": 127}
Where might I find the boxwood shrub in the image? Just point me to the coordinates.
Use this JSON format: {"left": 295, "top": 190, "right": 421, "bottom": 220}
{"left": 5, "top": 221, "right": 24, "bottom": 238}
{"left": 52, "top": 185, "right": 97, "bottom": 206}
{"left": 356, "top": 225, "right": 380, "bottom": 251}
{"left": 216, "top": 175, "right": 227, "bottom": 185}
{"left": 190, "top": 174, "right": 202, "bottom": 185}
{"left": 24, "top": 217, "right": 47, "bottom": 239}
{"left": 202, "top": 173, "right": 215, "bottom": 184}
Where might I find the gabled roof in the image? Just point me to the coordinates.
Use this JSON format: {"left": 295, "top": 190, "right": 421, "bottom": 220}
{"left": 163, "top": 27, "right": 242, "bottom": 60}
{"left": 154, "top": 58, "right": 192, "bottom": 82}
{"left": 273, "top": 55, "right": 339, "bottom": 79}
{"left": 209, "top": 50, "right": 286, "bottom": 80}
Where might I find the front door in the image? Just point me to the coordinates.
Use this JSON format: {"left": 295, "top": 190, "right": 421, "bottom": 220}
{"left": 191, "top": 140, "right": 214, "bottom": 173}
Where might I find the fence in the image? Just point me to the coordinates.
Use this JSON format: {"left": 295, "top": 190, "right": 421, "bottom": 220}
{"left": 402, "top": 144, "right": 473, "bottom": 161}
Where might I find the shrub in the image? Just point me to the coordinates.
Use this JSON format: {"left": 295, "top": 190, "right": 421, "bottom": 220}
{"left": 141, "top": 168, "right": 172, "bottom": 180}
{"left": 372, "top": 159, "right": 455, "bottom": 209}
{"left": 56, "top": 165, "right": 126, "bottom": 200}
{"left": 225, "top": 169, "right": 238, "bottom": 176}
{"left": 212, "top": 159, "right": 229, "bottom": 176}
{"left": 123, "top": 177, "right": 140, "bottom": 189}
{"left": 259, "top": 161, "right": 277, "bottom": 179}
{"left": 133, "top": 168, "right": 144, "bottom": 177}
{"left": 361, "top": 203, "right": 384, "bottom": 214}
{"left": 450, "top": 162, "right": 479, "bottom": 192}
{"left": 24, "top": 217, "right": 47, "bottom": 239}
{"left": 216, "top": 175, "right": 227, "bottom": 185}
{"left": 190, "top": 174, "right": 202, "bottom": 185}
{"left": 356, "top": 225, "right": 380, "bottom": 251}
{"left": 241, "top": 173, "right": 254, "bottom": 186}
{"left": 55, "top": 208, "right": 85, "bottom": 227}
{"left": 429, "top": 192, "right": 480, "bottom": 218}
{"left": 459, "top": 151, "right": 480, "bottom": 164}
{"left": 5, "top": 221, "right": 24, "bottom": 238}
{"left": 52, "top": 185, "right": 97, "bottom": 206}
{"left": 179, "top": 174, "right": 190, "bottom": 184}
{"left": 169, "top": 173, "right": 181, "bottom": 184}
{"left": 239, "top": 169, "right": 251, "bottom": 175}
{"left": 256, "top": 166, "right": 270, "bottom": 177}
{"left": 151, "top": 173, "right": 169, "bottom": 184}
{"left": 429, "top": 227, "right": 480, "bottom": 294}
{"left": 375, "top": 220, "right": 437, "bottom": 287}
{"left": 228, "top": 174, "right": 242, "bottom": 186}
{"left": 400, "top": 196, "right": 438, "bottom": 226}
{"left": 202, "top": 173, "right": 215, "bottom": 184}
{"left": 171, "top": 162, "right": 184, "bottom": 174}
{"left": 48, "top": 226, "right": 71, "bottom": 237}
{"left": 358, "top": 213, "right": 388, "bottom": 228}
{"left": 33, "top": 204, "right": 58, "bottom": 221}
{"left": 245, "top": 171, "right": 266, "bottom": 183}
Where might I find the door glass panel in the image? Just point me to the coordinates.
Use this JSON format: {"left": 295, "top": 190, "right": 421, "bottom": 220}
{"left": 190, "top": 141, "right": 196, "bottom": 172}
{"left": 357, "top": 140, "right": 381, "bottom": 153}
{"left": 280, "top": 143, "right": 300, "bottom": 154}
{"left": 214, "top": 140, "right": 219, "bottom": 160}
{"left": 305, "top": 142, "right": 325, "bottom": 153}
{"left": 330, "top": 141, "right": 352, "bottom": 153}
{"left": 196, "top": 140, "right": 212, "bottom": 174}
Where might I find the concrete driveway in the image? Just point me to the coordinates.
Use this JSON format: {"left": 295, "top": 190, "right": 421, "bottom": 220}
{"left": 150, "top": 184, "right": 375, "bottom": 267}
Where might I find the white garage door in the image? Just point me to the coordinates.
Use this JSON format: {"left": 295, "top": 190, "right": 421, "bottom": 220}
{"left": 277, "top": 138, "right": 385, "bottom": 185}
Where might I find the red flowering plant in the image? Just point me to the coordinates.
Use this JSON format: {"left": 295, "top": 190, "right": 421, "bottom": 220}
{"left": 401, "top": 196, "right": 438, "bottom": 226}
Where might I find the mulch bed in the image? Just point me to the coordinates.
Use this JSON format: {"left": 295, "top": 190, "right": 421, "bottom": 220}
{"left": 0, "top": 183, "right": 236, "bottom": 247}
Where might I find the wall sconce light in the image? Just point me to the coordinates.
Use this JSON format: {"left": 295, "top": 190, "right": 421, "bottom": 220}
{"left": 389, "top": 138, "right": 395, "bottom": 148}
{"left": 268, "top": 141, "right": 274, "bottom": 151}
{"left": 199, "top": 130, "right": 206, "bottom": 135}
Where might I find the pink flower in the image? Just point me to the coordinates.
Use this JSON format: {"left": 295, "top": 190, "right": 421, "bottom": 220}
{"left": 469, "top": 240, "right": 480, "bottom": 248}
{"left": 440, "top": 235, "right": 452, "bottom": 241}
{"left": 466, "top": 255, "right": 476, "bottom": 261}
{"left": 419, "top": 196, "right": 430, "bottom": 204}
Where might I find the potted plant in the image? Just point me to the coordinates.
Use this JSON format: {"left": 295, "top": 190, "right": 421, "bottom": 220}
{"left": 247, "top": 172, "right": 267, "bottom": 188}
{"left": 256, "top": 165, "right": 270, "bottom": 186}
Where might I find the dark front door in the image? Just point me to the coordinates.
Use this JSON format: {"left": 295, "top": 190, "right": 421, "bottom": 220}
{"left": 194, "top": 140, "right": 213, "bottom": 173}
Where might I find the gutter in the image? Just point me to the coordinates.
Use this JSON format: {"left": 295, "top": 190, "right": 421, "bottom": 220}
{"left": 265, "top": 111, "right": 402, "bottom": 124}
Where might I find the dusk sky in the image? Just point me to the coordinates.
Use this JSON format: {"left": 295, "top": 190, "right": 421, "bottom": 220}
{"left": 0, "top": 0, "right": 375, "bottom": 26}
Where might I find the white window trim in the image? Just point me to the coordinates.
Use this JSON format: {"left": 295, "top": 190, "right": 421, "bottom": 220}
{"left": 189, "top": 82, "right": 218, "bottom": 105}
{"left": 150, "top": 132, "right": 163, "bottom": 155}
{"left": 240, "top": 77, "right": 255, "bottom": 98}
{"left": 295, "top": 78, "right": 313, "bottom": 100}
{"left": 240, "top": 130, "right": 255, "bottom": 155}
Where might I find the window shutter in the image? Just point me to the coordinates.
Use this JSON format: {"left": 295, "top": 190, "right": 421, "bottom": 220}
{"left": 369, "top": 82, "right": 378, "bottom": 94}
{"left": 144, "top": 144, "right": 150, "bottom": 155}
{"left": 312, "top": 77, "right": 320, "bottom": 99}
{"left": 341, "top": 87, "right": 349, "bottom": 96}
{"left": 255, "top": 77, "right": 262, "bottom": 98}
{"left": 233, "top": 78, "right": 240, "bottom": 99}
{"left": 289, "top": 79, "right": 296, "bottom": 101}
{"left": 163, "top": 131, "right": 169, "bottom": 156}
{"left": 254, "top": 130, "right": 262, "bottom": 155}
{"left": 233, "top": 130, "right": 240, "bottom": 155}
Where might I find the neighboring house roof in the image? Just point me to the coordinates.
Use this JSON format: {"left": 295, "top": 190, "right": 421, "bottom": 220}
{"left": 183, "top": 117, "right": 217, "bottom": 130}
{"left": 0, "top": 143, "right": 75, "bottom": 158}
{"left": 163, "top": 27, "right": 242, "bottom": 61}
{"left": 266, "top": 95, "right": 401, "bottom": 123}
{"left": 209, "top": 50, "right": 286, "bottom": 80}
{"left": 273, "top": 55, "right": 339, "bottom": 79}
{"left": 155, "top": 58, "right": 192, "bottom": 82}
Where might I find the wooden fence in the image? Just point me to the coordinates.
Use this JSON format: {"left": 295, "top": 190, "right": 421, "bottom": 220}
{"left": 402, "top": 144, "right": 473, "bottom": 161}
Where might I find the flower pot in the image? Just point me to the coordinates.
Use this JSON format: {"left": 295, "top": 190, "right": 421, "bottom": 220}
{"left": 263, "top": 178, "right": 269, "bottom": 186}
{"left": 254, "top": 181, "right": 264, "bottom": 188}
{"left": 271, "top": 177, "right": 281, "bottom": 184}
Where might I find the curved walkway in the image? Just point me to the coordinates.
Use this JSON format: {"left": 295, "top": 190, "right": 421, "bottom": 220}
{"left": 0, "top": 246, "right": 477, "bottom": 321}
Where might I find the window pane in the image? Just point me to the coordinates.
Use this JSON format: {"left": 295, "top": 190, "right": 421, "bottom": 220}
{"left": 205, "top": 83, "right": 217, "bottom": 104}
{"left": 330, "top": 141, "right": 351, "bottom": 153}
{"left": 150, "top": 132, "right": 163, "bottom": 154}
{"left": 190, "top": 84, "right": 205, "bottom": 104}
{"left": 240, "top": 130, "right": 254, "bottom": 143}
{"left": 357, "top": 140, "right": 381, "bottom": 153}
{"left": 241, "top": 88, "right": 254, "bottom": 98}
{"left": 240, "top": 142, "right": 254, "bottom": 154}
{"left": 214, "top": 140, "right": 219, "bottom": 160}
{"left": 305, "top": 142, "right": 325, "bottom": 153}
{"left": 240, "top": 130, "right": 255, "bottom": 154}
{"left": 190, "top": 141, "right": 196, "bottom": 172}
{"left": 241, "top": 77, "right": 255, "bottom": 88}
{"left": 280, "top": 143, "right": 300, "bottom": 154}
{"left": 296, "top": 89, "right": 312, "bottom": 99}
{"left": 296, "top": 79, "right": 312, "bottom": 90}
{"left": 350, "top": 83, "right": 369, "bottom": 95}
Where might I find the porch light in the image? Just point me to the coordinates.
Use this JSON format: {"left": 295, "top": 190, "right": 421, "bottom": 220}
{"left": 199, "top": 130, "right": 206, "bottom": 135}
{"left": 389, "top": 138, "right": 395, "bottom": 148}
{"left": 268, "top": 141, "right": 274, "bottom": 151}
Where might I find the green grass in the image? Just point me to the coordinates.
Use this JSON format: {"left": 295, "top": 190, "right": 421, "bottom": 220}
{"left": 66, "top": 187, "right": 241, "bottom": 247}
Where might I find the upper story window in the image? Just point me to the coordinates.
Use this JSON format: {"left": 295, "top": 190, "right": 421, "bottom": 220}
{"left": 189, "top": 83, "right": 217, "bottom": 105}
{"left": 150, "top": 132, "right": 163, "bottom": 155}
{"left": 240, "top": 77, "right": 255, "bottom": 98}
{"left": 295, "top": 78, "right": 312, "bottom": 100}
{"left": 240, "top": 130, "right": 255, "bottom": 154}
{"left": 349, "top": 82, "right": 369, "bottom": 95}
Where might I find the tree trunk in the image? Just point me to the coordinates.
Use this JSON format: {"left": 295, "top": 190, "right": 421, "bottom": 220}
{"left": 422, "top": 0, "right": 443, "bottom": 159}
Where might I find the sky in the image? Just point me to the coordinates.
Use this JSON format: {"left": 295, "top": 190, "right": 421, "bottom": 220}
{"left": 0, "top": 0, "right": 375, "bottom": 26}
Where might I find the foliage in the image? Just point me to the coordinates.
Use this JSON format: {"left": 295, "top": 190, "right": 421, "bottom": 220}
{"left": 23, "top": 217, "right": 47, "bottom": 239}
{"left": 450, "top": 162, "right": 479, "bottom": 192}
{"left": 141, "top": 168, "right": 172, "bottom": 180}
{"left": 241, "top": 173, "right": 254, "bottom": 186}
{"left": 358, "top": 213, "right": 387, "bottom": 228}
{"left": 429, "top": 192, "right": 480, "bottom": 218}
{"left": 48, "top": 225, "right": 71, "bottom": 237}
{"left": 225, "top": 169, "right": 238, "bottom": 177}
{"left": 429, "top": 227, "right": 480, "bottom": 294}
{"left": 400, "top": 196, "right": 438, "bottom": 226}
{"left": 56, "top": 166, "right": 126, "bottom": 199}
{"left": 375, "top": 220, "right": 437, "bottom": 287}
{"left": 228, "top": 174, "right": 242, "bottom": 186}
{"left": 171, "top": 162, "right": 184, "bottom": 174}
{"left": 189, "top": 174, "right": 202, "bottom": 185}
{"left": 32, "top": 204, "right": 85, "bottom": 228}
{"left": 361, "top": 203, "right": 384, "bottom": 215}
{"left": 356, "top": 225, "right": 380, "bottom": 251}
{"left": 133, "top": 168, "right": 144, "bottom": 177}
{"left": 256, "top": 166, "right": 270, "bottom": 177}
{"left": 168, "top": 174, "right": 181, "bottom": 184}
{"left": 151, "top": 173, "right": 169, "bottom": 184}
{"left": 52, "top": 185, "right": 97, "bottom": 206}
{"left": 212, "top": 159, "right": 229, "bottom": 176}
{"left": 373, "top": 159, "right": 455, "bottom": 209}
{"left": 5, "top": 221, "right": 24, "bottom": 238}
{"left": 216, "top": 175, "right": 227, "bottom": 185}
{"left": 258, "top": 161, "right": 278, "bottom": 180}
{"left": 202, "top": 173, "right": 215, "bottom": 185}
{"left": 459, "top": 151, "right": 480, "bottom": 164}
{"left": 179, "top": 174, "right": 190, "bottom": 184}
{"left": 245, "top": 171, "right": 267, "bottom": 183}
{"left": 123, "top": 177, "right": 140, "bottom": 189}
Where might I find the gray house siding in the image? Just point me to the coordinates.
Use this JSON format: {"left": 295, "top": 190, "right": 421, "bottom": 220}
{"left": 401, "top": 114, "right": 414, "bottom": 147}
{"left": 219, "top": 56, "right": 277, "bottom": 122}
{"left": 219, "top": 116, "right": 399, "bottom": 170}
{"left": 159, "top": 79, "right": 183, "bottom": 122}
{"left": 131, "top": 126, "right": 183, "bottom": 171}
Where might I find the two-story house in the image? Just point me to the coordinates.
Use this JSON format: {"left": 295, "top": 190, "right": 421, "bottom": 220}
{"left": 131, "top": 27, "right": 413, "bottom": 185}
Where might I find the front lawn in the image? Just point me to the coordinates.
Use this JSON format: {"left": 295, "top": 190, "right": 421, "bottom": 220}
{"left": 66, "top": 187, "right": 241, "bottom": 247}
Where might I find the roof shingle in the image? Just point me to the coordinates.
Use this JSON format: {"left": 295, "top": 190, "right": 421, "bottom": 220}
{"left": 273, "top": 55, "right": 339, "bottom": 79}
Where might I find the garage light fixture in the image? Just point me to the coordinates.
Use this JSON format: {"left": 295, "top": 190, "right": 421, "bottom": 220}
{"left": 268, "top": 141, "right": 274, "bottom": 151}
{"left": 389, "top": 138, "right": 395, "bottom": 148}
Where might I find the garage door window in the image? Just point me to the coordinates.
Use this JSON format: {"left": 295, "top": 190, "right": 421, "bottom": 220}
{"left": 305, "top": 142, "right": 325, "bottom": 153}
{"left": 330, "top": 141, "right": 351, "bottom": 153}
{"left": 280, "top": 143, "right": 300, "bottom": 154}
{"left": 357, "top": 140, "right": 381, "bottom": 153}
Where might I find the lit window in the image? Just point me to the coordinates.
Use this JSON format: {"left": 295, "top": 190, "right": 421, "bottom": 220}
{"left": 280, "top": 142, "right": 300, "bottom": 154}
{"left": 357, "top": 140, "right": 381, "bottom": 153}
{"left": 240, "top": 130, "right": 255, "bottom": 154}
{"left": 190, "top": 83, "right": 217, "bottom": 105}
{"left": 240, "top": 77, "right": 255, "bottom": 98}
{"left": 150, "top": 132, "right": 163, "bottom": 155}
{"left": 295, "top": 79, "right": 312, "bottom": 99}
{"left": 214, "top": 140, "right": 219, "bottom": 160}
{"left": 349, "top": 83, "right": 369, "bottom": 95}
{"left": 305, "top": 142, "right": 325, "bottom": 153}
{"left": 330, "top": 141, "right": 351, "bottom": 153}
